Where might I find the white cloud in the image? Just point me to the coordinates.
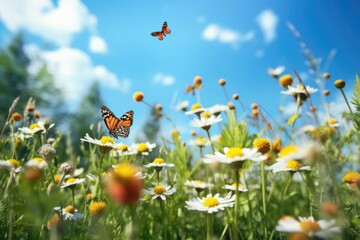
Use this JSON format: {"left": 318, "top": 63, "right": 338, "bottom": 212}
{"left": 89, "top": 35, "right": 108, "bottom": 54}
{"left": 256, "top": 9, "right": 278, "bottom": 43}
{"left": 153, "top": 73, "right": 175, "bottom": 86}
{"left": 0, "top": 0, "right": 99, "bottom": 46}
{"left": 202, "top": 23, "right": 255, "bottom": 47}
{"left": 25, "top": 45, "right": 130, "bottom": 104}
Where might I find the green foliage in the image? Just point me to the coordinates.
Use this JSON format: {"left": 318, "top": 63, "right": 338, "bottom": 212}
{"left": 351, "top": 73, "right": 360, "bottom": 129}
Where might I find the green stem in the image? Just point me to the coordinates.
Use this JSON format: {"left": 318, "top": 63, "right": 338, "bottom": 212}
{"left": 205, "top": 129, "right": 215, "bottom": 152}
{"left": 281, "top": 173, "right": 292, "bottom": 215}
{"left": 72, "top": 188, "right": 75, "bottom": 207}
{"left": 340, "top": 89, "right": 360, "bottom": 127}
{"left": 159, "top": 200, "right": 168, "bottom": 240}
{"left": 261, "top": 161, "right": 268, "bottom": 239}
{"left": 207, "top": 213, "right": 213, "bottom": 240}
{"left": 245, "top": 181, "right": 254, "bottom": 238}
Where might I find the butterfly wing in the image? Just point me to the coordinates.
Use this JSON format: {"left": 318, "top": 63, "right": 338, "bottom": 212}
{"left": 114, "top": 110, "right": 134, "bottom": 138}
{"left": 101, "top": 106, "right": 120, "bottom": 138}
{"left": 162, "top": 21, "right": 171, "bottom": 35}
{"left": 151, "top": 31, "right": 163, "bottom": 40}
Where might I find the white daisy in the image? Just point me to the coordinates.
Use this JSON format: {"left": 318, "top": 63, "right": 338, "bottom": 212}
{"left": 281, "top": 85, "right": 318, "bottom": 101}
{"left": 38, "top": 117, "right": 55, "bottom": 131}
{"left": 276, "top": 142, "right": 324, "bottom": 163}
{"left": 25, "top": 157, "right": 48, "bottom": 169}
{"left": 276, "top": 216, "right": 341, "bottom": 239}
{"left": 189, "top": 115, "right": 222, "bottom": 130}
{"left": 0, "top": 159, "right": 22, "bottom": 173}
{"left": 268, "top": 160, "right": 311, "bottom": 173}
{"left": 267, "top": 66, "right": 285, "bottom": 78}
{"left": 18, "top": 123, "right": 45, "bottom": 135}
{"left": 223, "top": 183, "right": 248, "bottom": 192}
{"left": 53, "top": 205, "right": 84, "bottom": 221}
{"left": 189, "top": 137, "right": 211, "bottom": 148}
{"left": 143, "top": 184, "right": 176, "bottom": 200}
{"left": 185, "top": 192, "right": 235, "bottom": 214}
{"left": 144, "top": 158, "right": 174, "bottom": 170}
{"left": 207, "top": 104, "right": 228, "bottom": 116}
{"left": 185, "top": 180, "right": 213, "bottom": 192}
{"left": 80, "top": 134, "right": 118, "bottom": 153}
{"left": 64, "top": 168, "right": 84, "bottom": 179}
{"left": 185, "top": 103, "right": 206, "bottom": 115}
{"left": 328, "top": 118, "right": 340, "bottom": 128}
{"left": 60, "top": 177, "right": 86, "bottom": 188}
{"left": 131, "top": 142, "right": 156, "bottom": 156}
{"left": 175, "top": 100, "right": 189, "bottom": 111}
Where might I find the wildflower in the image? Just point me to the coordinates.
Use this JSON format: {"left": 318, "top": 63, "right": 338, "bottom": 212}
{"left": 53, "top": 205, "right": 84, "bottom": 221}
{"left": 321, "top": 202, "right": 338, "bottom": 216}
{"left": 251, "top": 103, "right": 258, "bottom": 109}
{"left": 80, "top": 134, "right": 117, "bottom": 154}
{"left": 328, "top": 118, "right": 339, "bottom": 128}
{"left": 185, "top": 103, "right": 205, "bottom": 116}
{"left": 132, "top": 142, "right": 156, "bottom": 156}
{"left": 86, "top": 193, "right": 93, "bottom": 201}
{"left": 106, "top": 163, "right": 142, "bottom": 205}
{"left": 38, "top": 144, "right": 56, "bottom": 159}
{"left": 185, "top": 192, "right": 235, "bottom": 213}
{"left": 322, "top": 90, "right": 330, "bottom": 96}
{"left": 253, "top": 138, "right": 271, "bottom": 154}
{"left": 204, "top": 147, "right": 267, "bottom": 170}
{"left": 207, "top": 104, "right": 228, "bottom": 116}
{"left": 133, "top": 91, "right": 144, "bottom": 102}
{"left": 218, "top": 78, "right": 226, "bottom": 86}
{"left": 268, "top": 66, "right": 285, "bottom": 78}
{"left": 175, "top": 100, "right": 189, "bottom": 111}
{"left": 276, "top": 216, "right": 341, "bottom": 239}
{"left": 60, "top": 177, "right": 85, "bottom": 188}
{"left": 59, "top": 162, "right": 74, "bottom": 175}
{"left": 190, "top": 130, "right": 197, "bottom": 136}
{"left": 0, "top": 159, "right": 22, "bottom": 173}
{"left": 185, "top": 180, "right": 213, "bottom": 193}
{"left": 24, "top": 97, "right": 36, "bottom": 113}
{"left": 145, "top": 158, "right": 174, "bottom": 172}
{"left": 24, "top": 157, "right": 48, "bottom": 181}
{"left": 322, "top": 72, "right": 330, "bottom": 79}
{"left": 47, "top": 214, "right": 63, "bottom": 232}
{"left": 34, "top": 111, "right": 41, "bottom": 119}
{"left": 89, "top": 201, "right": 106, "bottom": 216}
{"left": 11, "top": 112, "right": 22, "bottom": 122}
{"left": 25, "top": 157, "right": 48, "bottom": 169}
{"left": 269, "top": 160, "right": 311, "bottom": 173}
{"left": 193, "top": 75, "right": 203, "bottom": 89}
{"left": 279, "top": 74, "right": 293, "bottom": 88}
{"left": 65, "top": 168, "right": 84, "bottom": 179}
{"left": 38, "top": 117, "right": 55, "bottom": 131}
{"left": 271, "top": 138, "right": 282, "bottom": 153}
{"left": 111, "top": 143, "right": 137, "bottom": 157}
{"left": 189, "top": 115, "right": 222, "bottom": 130}
{"left": 223, "top": 183, "right": 248, "bottom": 192}
{"left": 190, "top": 137, "right": 210, "bottom": 148}
{"left": 276, "top": 143, "right": 323, "bottom": 164}
{"left": 343, "top": 171, "right": 360, "bottom": 185}
{"left": 232, "top": 94, "right": 239, "bottom": 100}
{"left": 155, "top": 104, "right": 163, "bottom": 111}
{"left": 228, "top": 101, "right": 235, "bottom": 110}
{"left": 143, "top": 184, "right": 176, "bottom": 200}
{"left": 54, "top": 174, "right": 61, "bottom": 184}
{"left": 281, "top": 85, "right": 318, "bottom": 102}
{"left": 334, "top": 79, "right": 345, "bottom": 89}
{"left": 18, "top": 123, "right": 44, "bottom": 135}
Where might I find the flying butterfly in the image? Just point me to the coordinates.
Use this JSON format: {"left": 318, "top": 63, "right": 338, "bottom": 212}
{"left": 151, "top": 21, "right": 171, "bottom": 41}
{"left": 101, "top": 106, "right": 134, "bottom": 138}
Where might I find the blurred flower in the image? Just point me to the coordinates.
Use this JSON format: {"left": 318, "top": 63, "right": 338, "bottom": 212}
{"left": 232, "top": 93, "right": 239, "bottom": 100}
{"left": 271, "top": 138, "right": 282, "bottom": 153}
{"left": 322, "top": 72, "right": 330, "bottom": 79}
{"left": 276, "top": 216, "right": 341, "bottom": 239}
{"left": 193, "top": 75, "right": 203, "bottom": 89}
{"left": 18, "top": 123, "right": 44, "bottom": 135}
{"left": 38, "top": 144, "right": 56, "bottom": 159}
{"left": 60, "top": 177, "right": 85, "bottom": 188}
{"left": 328, "top": 118, "right": 339, "bottom": 128}
{"left": 145, "top": 158, "right": 174, "bottom": 172}
{"left": 80, "top": 134, "right": 117, "bottom": 154}
{"left": 11, "top": 112, "right": 22, "bottom": 122}
{"left": 133, "top": 91, "right": 144, "bottom": 102}
{"left": 46, "top": 214, "right": 63, "bottom": 233}
{"left": 185, "top": 192, "right": 235, "bottom": 213}
{"left": 132, "top": 142, "right": 156, "bottom": 156}
{"left": 334, "top": 79, "right": 345, "bottom": 89}
{"left": 24, "top": 158, "right": 48, "bottom": 182}
{"left": 227, "top": 101, "right": 235, "bottom": 110}
{"left": 143, "top": 184, "right": 176, "bottom": 200}
{"left": 24, "top": 97, "right": 36, "bottom": 113}
{"left": 268, "top": 66, "right": 285, "bottom": 78}
{"left": 251, "top": 103, "right": 258, "bottom": 109}
{"left": 276, "top": 142, "right": 323, "bottom": 165}
{"left": 111, "top": 144, "right": 137, "bottom": 157}
{"left": 268, "top": 160, "right": 311, "bottom": 173}
{"left": 189, "top": 115, "right": 222, "bottom": 130}
{"left": 25, "top": 157, "right": 48, "bottom": 169}
{"left": 223, "top": 183, "right": 248, "bottom": 192}
{"left": 281, "top": 85, "right": 318, "bottom": 102}
{"left": 343, "top": 171, "right": 360, "bottom": 189}
{"left": 253, "top": 138, "right": 271, "bottom": 154}
{"left": 190, "top": 137, "right": 211, "bottom": 148}
{"left": 185, "top": 103, "right": 205, "bottom": 116}
{"left": 207, "top": 104, "right": 228, "bottom": 116}
{"left": 53, "top": 205, "right": 84, "bottom": 221}
{"left": 65, "top": 168, "right": 84, "bottom": 179}
{"left": 0, "top": 159, "right": 22, "bottom": 173}
{"left": 38, "top": 117, "right": 55, "bottom": 131}
{"left": 218, "top": 78, "right": 226, "bottom": 86}
{"left": 34, "top": 111, "right": 41, "bottom": 119}
{"left": 322, "top": 90, "right": 330, "bottom": 96}
{"left": 59, "top": 162, "right": 74, "bottom": 175}
{"left": 185, "top": 180, "right": 213, "bottom": 193}
{"left": 89, "top": 201, "right": 106, "bottom": 216}
{"left": 279, "top": 74, "right": 293, "bottom": 88}
{"left": 176, "top": 100, "right": 189, "bottom": 112}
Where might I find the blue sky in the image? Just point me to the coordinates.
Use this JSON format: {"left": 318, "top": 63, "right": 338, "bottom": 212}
{"left": 0, "top": 0, "right": 359, "bottom": 140}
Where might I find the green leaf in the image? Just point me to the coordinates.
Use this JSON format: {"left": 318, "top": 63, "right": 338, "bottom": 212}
{"left": 287, "top": 113, "right": 299, "bottom": 126}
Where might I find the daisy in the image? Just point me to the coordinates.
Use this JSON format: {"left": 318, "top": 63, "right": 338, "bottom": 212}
{"left": 223, "top": 183, "right": 248, "bottom": 192}
{"left": 189, "top": 137, "right": 211, "bottom": 148}
{"left": 64, "top": 168, "right": 84, "bottom": 179}
{"left": 189, "top": 114, "right": 222, "bottom": 130}
{"left": 53, "top": 205, "right": 84, "bottom": 221}
{"left": 18, "top": 123, "right": 45, "bottom": 135}
{"left": 143, "top": 184, "right": 176, "bottom": 200}
{"left": 328, "top": 118, "right": 340, "bottom": 128}
{"left": 60, "top": 177, "right": 86, "bottom": 188}
{"left": 0, "top": 159, "right": 22, "bottom": 173}
{"left": 80, "top": 134, "right": 118, "bottom": 154}
{"left": 204, "top": 147, "right": 267, "bottom": 170}
{"left": 185, "top": 180, "right": 213, "bottom": 193}
{"left": 25, "top": 157, "right": 48, "bottom": 169}
{"left": 281, "top": 85, "right": 318, "bottom": 101}
{"left": 268, "top": 66, "right": 285, "bottom": 78}
{"left": 131, "top": 142, "right": 156, "bottom": 156}
{"left": 185, "top": 103, "right": 206, "bottom": 116}
{"left": 185, "top": 192, "right": 235, "bottom": 213}
{"left": 268, "top": 160, "right": 311, "bottom": 173}
{"left": 276, "top": 142, "right": 324, "bottom": 163}
{"left": 111, "top": 143, "right": 137, "bottom": 157}
{"left": 38, "top": 117, "right": 55, "bottom": 131}
{"left": 207, "top": 104, "right": 228, "bottom": 116}
{"left": 145, "top": 158, "right": 174, "bottom": 171}
{"left": 175, "top": 100, "right": 189, "bottom": 112}
{"left": 276, "top": 216, "right": 341, "bottom": 239}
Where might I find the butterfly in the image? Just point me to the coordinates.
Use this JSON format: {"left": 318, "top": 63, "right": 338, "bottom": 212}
{"left": 151, "top": 21, "right": 171, "bottom": 40}
{"left": 101, "top": 106, "right": 134, "bottom": 139}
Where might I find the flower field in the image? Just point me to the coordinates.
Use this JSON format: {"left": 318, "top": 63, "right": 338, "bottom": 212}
{"left": 1, "top": 68, "right": 360, "bottom": 240}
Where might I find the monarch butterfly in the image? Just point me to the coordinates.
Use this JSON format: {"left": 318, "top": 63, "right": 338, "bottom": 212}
{"left": 101, "top": 106, "right": 134, "bottom": 138}
{"left": 151, "top": 21, "right": 171, "bottom": 41}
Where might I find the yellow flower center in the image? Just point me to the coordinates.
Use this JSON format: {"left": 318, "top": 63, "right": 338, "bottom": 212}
{"left": 154, "top": 185, "right": 166, "bottom": 195}
{"left": 11, "top": 112, "right": 22, "bottom": 121}
{"left": 343, "top": 172, "right": 360, "bottom": 184}
{"left": 118, "top": 144, "right": 128, "bottom": 151}
{"left": 138, "top": 143, "right": 149, "bottom": 152}
{"left": 196, "top": 137, "right": 207, "bottom": 144}
{"left": 279, "top": 145, "right": 298, "bottom": 157}
{"left": 191, "top": 103, "right": 202, "bottom": 111}
{"left": 153, "top": 158, "right": 165, "bottom": 164}
{"left": 195, "top": 180, "right": 204, "bottom": 185}
{"left": 202, "top": 111, "right": 211, "bottom": 119}
{"left": 296, "top": 84, "right": 305, "bottom": 91}
{"left": 171, "top": 129, "right": 179, "bottom": 138}
{"left": 231, "top": 183, "right": 243, "bottom": 188}
{"left": 86, "top": 193, "right": 93, "bottom": 200}
{"left": 226, "top": 147, "right": 244, "bottom": 158}
{"left": 100, "top": 136, "right": 114, "bottom": 145}
{"left": 89, "top": 201, "right": 106, "bottom": 216}
{"left": 299, "top": 220, "right": 321, "bottom": 233}
{"left": 32, "top": 157, "right": 45, "bottom": 163}
{"left": 7, "top": 159, "right": 19, "bottom": 168}
{"left": 66, "top": 178, "right": 76, "bottom": 184}
{"left": 65, "top": 205, "right": 75, "bottom": 213}
{"left": 203, "top": 197, "right": 219, "bottom": 207}
{"left": 328, "top": 118, "right": 337, "bottom": 125}
{"left": 54, "top": 174, "right": 61, "bottom": 184}
{"left": 29, "top": 123, "right": 40, "bottom": 130}
{"left": 113, "top": 163, "right": 138, "bottom": 181}
{"left": 133, "top": 92, "right": 144, "bottom": 102}
{"left": 286, "top": 160, "right": 302, "bottom": 169}
{"left": 253, "top": 138, "right": 271, "bottom": 154}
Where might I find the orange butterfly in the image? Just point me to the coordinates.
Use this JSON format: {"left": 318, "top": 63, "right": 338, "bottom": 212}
{"left": 101, "top": 106, "right": 134, "bottom": 138}
{"left": 151, "top": 21, "right": 171, "bottom": 41}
